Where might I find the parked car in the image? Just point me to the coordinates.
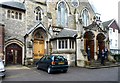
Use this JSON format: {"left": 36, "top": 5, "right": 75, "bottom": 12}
{"left": 0, "top": 59, "right": 5, "bottom": 77}
{"left": 36, "top": 55, "right": 68, "bottom": 74}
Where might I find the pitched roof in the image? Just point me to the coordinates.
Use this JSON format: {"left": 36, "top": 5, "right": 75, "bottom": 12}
{"left": 102, "top": 19, "right": 113, "bottom": 28}
{"left": 53, "top": 28, "right": 77, "bottom": 39}
{"left": 1, "top": 1, "right": 26, "bottom": 11}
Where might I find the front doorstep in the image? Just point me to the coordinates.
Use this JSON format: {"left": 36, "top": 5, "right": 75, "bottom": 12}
{"left": 85, "top": 62, "right": 120, "bottom": 69}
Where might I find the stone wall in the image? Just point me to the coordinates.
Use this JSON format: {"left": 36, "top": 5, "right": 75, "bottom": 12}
{"left": 1, "top": 8, "right": 26, "bottom": 42}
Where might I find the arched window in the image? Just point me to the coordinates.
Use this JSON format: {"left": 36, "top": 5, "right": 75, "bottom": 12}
{"left": 7, "top": 10, "right": 11, "bottom": 18}
{"left": 15, "top": 12, "right": 18, "bottom": 19}
{"left": 57, "top": 1, "right": 68, "bottom": 27}
{"left": 35, "top": 7, "right": 42, "bottom": 21}
{"left": 11, "top": 11, "right": 14, "bottom": 19}
{"left": 19, "top": 13, "right": 22, "bottom": 20}
{"left": 82, "top": 9, "right": 89, "bottom": 26}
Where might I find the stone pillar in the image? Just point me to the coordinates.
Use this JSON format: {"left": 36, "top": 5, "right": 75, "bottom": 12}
{"left": 0, "top": 23, "right": 4, "bottom": 61}
{"left": 94, "top": 34, "right": 98, "bottom": 60}
{"left": 76, "top": 18, "right": 85, "bottom": 67}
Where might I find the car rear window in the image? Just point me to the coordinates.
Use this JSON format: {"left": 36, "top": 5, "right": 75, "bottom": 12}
{"left": 54, "top": 56, "right": 65, "bottom": 61}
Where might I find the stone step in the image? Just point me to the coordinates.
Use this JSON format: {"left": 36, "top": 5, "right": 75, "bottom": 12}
{"left": 86, "top": 60, "right": 120, "bottom": 69}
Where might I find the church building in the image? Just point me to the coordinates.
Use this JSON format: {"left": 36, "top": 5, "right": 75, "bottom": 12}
{"left": 0, "top": 0, "right": 111, "bottom": 67}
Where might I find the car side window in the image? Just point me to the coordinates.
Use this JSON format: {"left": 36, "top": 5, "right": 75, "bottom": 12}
{"left": 40, "top": 57, "right": 46, "bottom": 61}
{"left": 45, "top": 56, "right": 51, "bottom": 61}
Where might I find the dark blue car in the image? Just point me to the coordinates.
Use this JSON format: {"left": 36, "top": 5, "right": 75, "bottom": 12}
{"left": 36, "top": 55, "right": 69, "bottom": 74}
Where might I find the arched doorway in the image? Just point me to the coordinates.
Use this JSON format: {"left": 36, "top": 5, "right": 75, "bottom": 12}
{"left": 33, "top": 28, "right": 47, "bottom": 60}
{"left": 6, "top": 43, "right": 22, "bottom": 65}
{"left": 84, "top": 31, "right": 95, "bottom": 60}
{"left": 97, "top": 33, "right": 106, "bottom": 59}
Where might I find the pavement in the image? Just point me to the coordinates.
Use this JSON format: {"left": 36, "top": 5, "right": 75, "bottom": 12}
{"left": 1, "top": 65, "right": 119, "bottom": 81}
{"left": 5, "top": 65, "right": 30, "bottom": 70}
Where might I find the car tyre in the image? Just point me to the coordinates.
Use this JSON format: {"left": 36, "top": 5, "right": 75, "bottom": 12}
{"left": 47, "top": 67, "right": 52, "bottom": 74}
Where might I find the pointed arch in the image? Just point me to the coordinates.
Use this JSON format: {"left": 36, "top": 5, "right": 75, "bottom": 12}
{"left": 80, "top": 7, "right": 90, "bottom": 26}
{"left": 56, "top": 0, "right": 70, "bottom": 27}
{"left": 56, "top": 0, "right": 71, "bottom": 14}
{"left": 34, "top": 6, "right": 43, "bottom": 21}
{"left": 5, "top": 38, "right": 24, "bottom": 65}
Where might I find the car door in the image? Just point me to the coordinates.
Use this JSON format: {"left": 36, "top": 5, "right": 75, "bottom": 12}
{"left": 42, "top": 56, "right": 51, "bottom": 70}
{"left": 38, "top": 56, "right": 46, "bottom": 69}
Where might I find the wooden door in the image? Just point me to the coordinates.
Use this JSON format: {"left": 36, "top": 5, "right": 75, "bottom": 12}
{"left": 6, "top": 43, "right": 22, "bottom": 65}
{"left": 98, "top": 41, "right": 105, "bottom": 54}
{"left": 33, "top": 40, "right": 44, "bottom": 59}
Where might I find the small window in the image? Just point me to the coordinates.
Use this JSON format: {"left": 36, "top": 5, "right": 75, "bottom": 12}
{"left": 70, "top": 40, "right": 74, "bottom": 49}
{"left": 59, "top": 41, "right": 61, "bottom": 49}
{"left": 109, "top": 28, "right": 112, "bottom": 34}
{"left": 115, "top": 40, "right": 117, "bottom": 46}
{"left": 7, "top": 10, "right": 10, "bottom": 18}
{"left": 58, "top": 40, "right": 68, "bottom": 49}
{"left": 35, "top": 6, "right": 42, "bottom": 21}
{"left": 110, "top": 39, "right": 112, "bottom": 45}
{"left": 19, "top": 13, "right": 22, "bottom": 20}
{"left": 65, "top": 40, "right": 67, "bottom": 49}
{"left": 11, "top": 11, "right": 14, "bottom": 19}
{"left": 15, "top": 12, "right": 18, "bottom": 19}
{"left": 62, "top": 40, "right": 64, "bottom": 49}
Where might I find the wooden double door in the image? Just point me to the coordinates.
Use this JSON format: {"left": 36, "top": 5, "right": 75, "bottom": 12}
{"left": 6, "top": 43, "right": 22, "bottom": 65}
{"left": 33, "top": 39, "right": 45, "bottom": 59}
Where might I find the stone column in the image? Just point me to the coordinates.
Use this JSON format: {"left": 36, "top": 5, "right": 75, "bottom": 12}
{"left": 94, "top": 34, "right": 98, "bottom": 60}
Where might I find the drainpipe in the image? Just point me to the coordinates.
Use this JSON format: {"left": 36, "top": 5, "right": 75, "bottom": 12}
{"left": 24, "top": 35, "right": 26, "bottom": 66}
{"left": 75, "top": 38, "right": 77, "bottom": 67}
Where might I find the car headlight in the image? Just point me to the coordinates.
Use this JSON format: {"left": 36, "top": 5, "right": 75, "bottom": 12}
{"left": 0, "top": 68, "right": 5, "bottom": 71}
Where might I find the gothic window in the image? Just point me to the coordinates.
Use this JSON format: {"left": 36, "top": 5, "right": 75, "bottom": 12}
{"left": 35, "top": 7, "right": 42, "bottom": 21}
{"left": 82, "top": 9, "right": 89, "bottom": 26}
{"left": 7, "top": 10, "right": 10, "bottom": 18}
{"left": 57, "top": 2, "right": 68, "bottom": 27}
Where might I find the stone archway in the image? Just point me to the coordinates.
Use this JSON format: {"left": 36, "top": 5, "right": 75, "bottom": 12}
{"left": 84, "top": 31, "right": 95, "bottom": 60}
{"left": 6, "top": 43, "right": 22, "bottom": 65}
{"left": 97, "top": 33, "right": 106, "bottom": 59}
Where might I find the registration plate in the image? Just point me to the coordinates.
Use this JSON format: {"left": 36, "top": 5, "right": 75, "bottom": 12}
{"left": 58, "top": 62, "right": 64, "bottom": 64}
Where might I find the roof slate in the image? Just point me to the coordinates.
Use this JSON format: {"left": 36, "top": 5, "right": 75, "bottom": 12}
{"left": 55, "top": 28, "right": 77, "bottom": 38}
{"left": 102, "top": 19, "right": 113, "bottom": 28}
{"left": 1, "top": 1, "right": 25, "bottom": 11}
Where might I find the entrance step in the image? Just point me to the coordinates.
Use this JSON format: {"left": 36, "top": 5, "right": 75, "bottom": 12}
{"left": 85, "top": 60, "right": 120, "bottom": 69}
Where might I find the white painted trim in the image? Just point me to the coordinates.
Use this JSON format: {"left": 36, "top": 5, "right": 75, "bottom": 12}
{"left": 108, "top": 19, "right": 114, "bottom": 27}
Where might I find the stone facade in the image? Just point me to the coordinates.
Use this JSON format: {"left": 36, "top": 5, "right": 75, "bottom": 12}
{"left": 0, "top": 0, "right": 111, "bottom": 67}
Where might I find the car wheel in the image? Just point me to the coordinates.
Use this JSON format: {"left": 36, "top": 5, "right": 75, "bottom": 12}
{"left": 47, "top": 67, "right": 52, "bottom": 74}
{"left": 2, "top": 75, "right": 5, "bottom": 79}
